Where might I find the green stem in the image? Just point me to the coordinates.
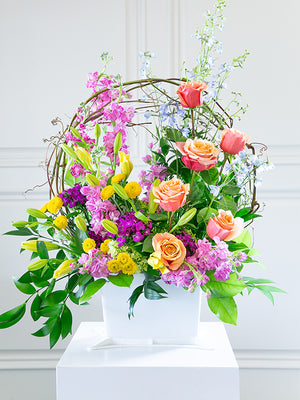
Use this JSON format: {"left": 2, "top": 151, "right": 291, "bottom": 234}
{"left": 186, "top": 171, "right": 196, "bottom": 206}
{"left": 168, "top": 212, "right": 174, "bottom": 231}
{"left": 191, "top": 109, "right": 195, "bottom": 138}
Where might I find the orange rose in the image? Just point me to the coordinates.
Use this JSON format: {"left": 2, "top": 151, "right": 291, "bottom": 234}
{"left": 152, "top": 178, "right": 189, "bottom": 212}
{"left": 177, "top": 81, "right": 207, "bottom": 108}
{"left": 176, "top": 139, "right": 220, "bottom": 171}
{"left": 206, "top": 209, "right": 244, "bottom": 241}
{"left": 152, "top": 233, "right": 186, "bottom": 271}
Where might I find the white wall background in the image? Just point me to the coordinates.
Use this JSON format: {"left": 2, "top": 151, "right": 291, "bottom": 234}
{"left": 0, "top": 0, "right": 299, "bottom": 399}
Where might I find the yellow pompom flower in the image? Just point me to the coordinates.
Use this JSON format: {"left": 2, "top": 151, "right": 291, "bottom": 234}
{"left": 82, "top": 238, "right": 96, "bottom": 253}
{"left": 107, "top": 259, "right": 122, "bottom": 273}
{"left": 40, "top": 203, "right": 48, "bottom": 213}
{"left": 101, "top": 185, "right": 115, "bottom": 200}
{"left": 47, "top": 196, "right": 64, "bottom": 214}
{"left": 53, "top": 215, "right": 68, "bottom": 230}
{"left": 117, "top": 252, "right": 131, "bottom": 265}
{"left": 100, "top": 239, "right": 111, "bottom": 254}
{"left": 122, "top": 260, "right": 137, "bottom": 275}
{"left": 124, "top": 182, "right": 142, "bottom": 199}
{"left": 111, "top": 173, "right": 126, "bottom": 184}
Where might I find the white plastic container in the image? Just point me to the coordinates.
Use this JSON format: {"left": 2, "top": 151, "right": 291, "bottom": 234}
{"left": 101, "top": 273, "right": 201, "bottom": 342}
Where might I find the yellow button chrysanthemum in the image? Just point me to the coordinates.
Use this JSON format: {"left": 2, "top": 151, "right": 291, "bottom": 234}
{"left": 111, "top": 173, "right": 126, "bottom": 184}
{"left": 101, "top": 185, "right": 115, "bottom": 200}
{"left": 53, "top": 215, "right": 68, "bottom": 230}
{"left": 47, "top": 196, "right": 64, "bottom": 214}
{"left": 82, "top": 238, "right": 96, "bottom": 253}
{"left": 124, "top": 182, "right": 142, "bottom": 199}
{"left": 117, "top": 252, "right": 131, "bottom": 265}
{"left": 107, "top": 259, "right": 121, "bottom": 273}
{"left": 122, "top": 260, "right": 137, "bottom": 275}
{"left": 100, "top": 239, "right": 111, "bottom": 254}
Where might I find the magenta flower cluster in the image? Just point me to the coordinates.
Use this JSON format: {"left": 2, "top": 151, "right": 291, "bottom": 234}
{"left": 58, "top": 184, "right": 86, "bottom": 208}
{"left": 117, "top": 212, "right": 152, "bottom": 245}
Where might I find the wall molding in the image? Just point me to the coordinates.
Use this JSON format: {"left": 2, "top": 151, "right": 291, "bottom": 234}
{"left": 0, "top": 349, "right": 299, "bottom": 371}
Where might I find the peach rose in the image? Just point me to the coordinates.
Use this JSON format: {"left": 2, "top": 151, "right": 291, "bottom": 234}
{"left": 152, "top": 178, "right": 189, "bottom": 212}
{"left": 220, "top": 128, "right": 250, "bottom": 155}
{"left": 206, "top": 209, "right": 244, "bottom": 241}
{"left": 177, "top": 81, "right": 207, "bottom": 108}
{"left": 152, "top": 232, "right": 186, "bottom": 271}
{"left": 176, "top": 139, "right": 220, "bottom": 171}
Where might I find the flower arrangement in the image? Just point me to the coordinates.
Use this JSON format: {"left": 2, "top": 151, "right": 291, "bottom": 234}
{"left": 1, "top": 0, "right": 283, "bottom": 348}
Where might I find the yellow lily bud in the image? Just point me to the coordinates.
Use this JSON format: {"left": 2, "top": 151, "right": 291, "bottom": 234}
{"left": 118, "top": 151, "right": 133, "bottom": 178}
{"left": 74, "top": 147, "right": 93, "bottom": 171}
{"left": 22, "top": 240, "right": 60, "bottom": 252}
{"left": 86, "top": 174, "right": 100, "bottom": 187}
{"left": 74, "top": 215, "right": 87, "bottom": 232}
{"left": 53, "top": 259, "right": 76, "bottom": 279}
{"left": 148, "top": 252, "right": 169, "bottom": 274}
{"left": 148, "top": 179, "right": 161, "bottom": 214}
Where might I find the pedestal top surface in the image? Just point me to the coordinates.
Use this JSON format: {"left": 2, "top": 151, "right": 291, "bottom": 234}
{"left": 57, "top": 322, "right": 238, "bottom": 369}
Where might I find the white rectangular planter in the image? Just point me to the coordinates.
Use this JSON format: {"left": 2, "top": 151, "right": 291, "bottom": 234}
{"left": 101, "top": 273, "right": 201, "bottom": 342}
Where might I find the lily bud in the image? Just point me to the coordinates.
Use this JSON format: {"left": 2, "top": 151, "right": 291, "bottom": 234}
{"left": 74, "top": 147, "right": 93, "bottom": 171}
{"left": 22, "top": 240, "right": 60, "bottom": 252}
{"left": 101, "top": 219, "right": 119, "bottom": 235}
{"left": 27, "top": 259, "right": 49, "bottom": 271}
{"left": 74, "top": 216, "right": 87, "bottom": 232}
{"left": 118, "top": 151, "right": 133, "bottom": 177}
{"left": 114, "top": 132, "right": 122, "bottom": 156}
{"left": 53, "top": 259, "right": 76, "bottom": 279}
{"left": 148, "top": 179, "right": 161, "bottom": 214}
{"left": 86, "top": 174, "right": 100, "bottom": 187}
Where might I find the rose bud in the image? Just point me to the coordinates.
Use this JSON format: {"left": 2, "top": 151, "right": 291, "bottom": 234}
{"left": 220, "top": 128, "right": 250, "bottom": 155}
{"left": 177, "top": 81, "right": 207, "bottom": 108}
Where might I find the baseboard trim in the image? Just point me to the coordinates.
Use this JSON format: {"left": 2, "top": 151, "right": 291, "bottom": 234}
{"left": 0, "top": 349, "right": 299, "bottom": 371}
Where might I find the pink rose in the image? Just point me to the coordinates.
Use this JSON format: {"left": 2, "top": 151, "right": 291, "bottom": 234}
{"left": 206, "top": 209, "right": 244, "bottom": 241}
{"left": 152, "top": 178, "right": 189, "bottom": 212}
{"left": 220, "top": 128, "right": 250, "bottom": 155}
{"left": 176, "top": 139, "right": 220, "bottom": 171}
{"left": 177, "top": 81, "right": 207, "bottom": 108}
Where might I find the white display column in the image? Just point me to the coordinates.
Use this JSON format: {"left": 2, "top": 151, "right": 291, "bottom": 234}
{"left": 56, "top": 322, "right": 239, "bottom": 400}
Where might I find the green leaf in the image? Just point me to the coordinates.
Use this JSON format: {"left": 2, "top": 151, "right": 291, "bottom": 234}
{"left": 36, "top": 241, "right": 49, "bottom": 260}
{"left": 217, "top": 195, "right": 237, "bottom": 215}
{"left": 66, "top": 274, "right": 79, "bottom": 292}
{"left": 64, "top": 170, "right": 76, "bottom": 187}
{"left": 44, "top": 279, "right": 55, "bottom": 298}
{"left": 128, "top": 285, "right": 144, "bottom": 319}
{"left": 18, "top": 271, "right": 32, "bottom": 283}
{"left": 222, "top": 184, "right": 241, "bottom": 195}
{"left": 200, "top": 167, "right": 219, "bottom": 185}
{"left": 148, "top": 213, "right": 168, "bottom": 221}
{"left": 160, "top": 137, "right": 169, "bottom": 155}
{"left": 0, "top": 304, "right": 26, "bottom": 329}
{"left": 235, "top": 207, "right": 252, "bottom": 218}
{"left": 206, "top": 273, "right": 246, "bottom": 297}
{"left": 26, "top": 208, "right": 48, "bottom": 219}
{"left": 50, "top": 319, "right": 62, "bottom": 348}
{"left": 164, "top": 127, "right": 186, "bottom": 143}
{"left": 30, "top": 294, "right": 42, "bottom": 321}
{"left": 78, "top": 274, "right": 93, "bottom": 287}
{"left": 108, "top": 273, "right": 133, "bottom": 287}
{"left": 37, "top": 304, "right": 63, "bottom": 318}
{"left": 197, "top": 207, "right": 218, "bottom": 224}
{"left": 32, "top": 318, "right": 57, "bottom": 337}
{"left": 79, "top": 279, "right": 106, "bottom": 304}
{"left": 170, "top": 208, "right": 196, "bottom": 232}
{"left": 207, "top": 297, "right": 237, "bottom": 325}
{"left": 44, "top": 290, "right": 68, "bottom": 306}
{"left": 243, "top": 213, "right": 262, "bottom": 222}
{"left": 61, "top": 305, "right": 73, "bottom": 339}
{"left": 142, "top": 236, "right": 154, "bottom": 253}
{"left": 13, "top": 277, "right": 36, "bottom": 295}
{"left": 233, "top": 230, "right": 252, "bottom": 248}
{"left": 12, "top": 221, "right": 28, "bottom": 228}
{"left": 4, "top": 228, "right": 32, "bottom": 236}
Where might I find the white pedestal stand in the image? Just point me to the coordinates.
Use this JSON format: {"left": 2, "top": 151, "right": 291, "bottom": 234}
{"left": 56, "top": 322, "right": 239, "bottom": 400}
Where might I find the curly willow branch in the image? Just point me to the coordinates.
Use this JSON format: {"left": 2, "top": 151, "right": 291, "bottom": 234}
{"left": 47, "top": 78, "right": 238, "bottom": 198}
